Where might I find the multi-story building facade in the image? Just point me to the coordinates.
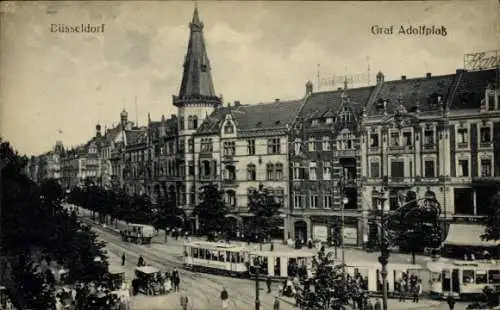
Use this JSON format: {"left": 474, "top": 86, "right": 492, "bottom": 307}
{"left": 288, "top": 81, "right": 375, "bottom": 245}
{"left": 26, "top": 141, "right": 64, "bottom": 184}
{"left": 148, "top": 114, "right": 179, "bottom": 206}
{"left": 194, "top": 98, "right": 302, "bottom": 235}
{"left": 60, "top": 125, "right": 106, "bottom": 189}
{"left": 361, "top": 69, "right": 500, "bottom": 245}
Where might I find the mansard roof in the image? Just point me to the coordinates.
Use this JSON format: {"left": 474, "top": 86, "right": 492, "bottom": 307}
{"left": 300, "top": 86, "right": 375, "bottom": 119}
{"left": 196, "top": 99, "right": 303, "bottom": 135}
{"left": 367, "top": 74, "right": 455, "bottom": 116}
{"left": 449, "top": 69, "right": 497, "bottom": 110}
{"left": 125, "top": 128, "right": 147, "bottom": 147}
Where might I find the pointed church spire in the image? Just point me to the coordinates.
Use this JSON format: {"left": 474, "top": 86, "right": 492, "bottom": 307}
{"left": 174, "top": 5, "right": 220, "bottom": 107}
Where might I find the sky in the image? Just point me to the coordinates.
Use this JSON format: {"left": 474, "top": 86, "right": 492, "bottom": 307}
{"left": 1, "top": 1, "right": 499, "bottom": 155}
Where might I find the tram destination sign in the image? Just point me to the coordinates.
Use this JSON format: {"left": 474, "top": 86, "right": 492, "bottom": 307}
{"left": 464, "top": 50, "right": 500, "bottom": 71}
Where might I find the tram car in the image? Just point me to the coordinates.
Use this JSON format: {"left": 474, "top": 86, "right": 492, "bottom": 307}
{"left": 343, "top": 259, "right": 427, "bottom": 297}
{"left": 120, "top": 223, "right": 155, "bottom": 244}
{"left": 183, "top": 241, "right": 248, "bottom": 277}
{"left": 427, "top": 259, "right": 500, "bottom": 300}
{"left": 247, "top": 250, "right": 316, "bottom": 280}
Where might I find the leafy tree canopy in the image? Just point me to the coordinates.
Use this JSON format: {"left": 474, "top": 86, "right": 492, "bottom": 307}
{"left": 386, "top": 191, "right": 442, "bottom": 256}
{"left": 193, "top": 184, "right": 229, "bottom": 234}
{"left": 482, "top": 191, "right": 500, "bottom": 241}
{"left": 247, "top": 185, "right": 283, "bottom": 239}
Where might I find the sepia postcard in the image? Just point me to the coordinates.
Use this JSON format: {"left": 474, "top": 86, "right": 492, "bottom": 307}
{"left": 1, "top": 1, "right": 500, "bottom": 310}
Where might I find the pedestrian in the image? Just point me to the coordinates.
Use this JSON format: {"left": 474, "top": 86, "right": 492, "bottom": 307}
{"left": 270, "top": 242, "right": 274, "bottom": 251}
{"left": 137, "top": 255, "right": 144, "bottom": 267}
{"left": 413, "top": 280, "right": 421, "bottom": 303}
{"left": 447, "top": 294, "right": 455, "bottom": 310}
{"left": 121, "top": 252, "right": 126, "bottom": 266}
{"left": 220, "top": 286, "right": 229, "bottom": 309}
{"left": 398, "top": 278, "right": 406, "bottom": 302}
{"left": 273, "top": 297, "right": 280, "bottom": 310}
{"left": 180, "top": 295, "right": 189, "bottom": 310}
{"left": 266, "top": 276, "right": 272, "bottom": 293}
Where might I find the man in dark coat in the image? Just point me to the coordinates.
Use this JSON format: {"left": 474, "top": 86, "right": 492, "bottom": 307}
{"left": 374, "top": 299, "right": 382, "bottom": 310}
{"left": 447, "top": 294, "right": 456, "bottom": 310}
{"left": 273, "top": 297, "right": 280, "bottom": 310}
{"left": 266, "top": 276, "right": 272, "bottom": 293}
{"left": 121, "top": 253, "right": 126, "bottom": 266}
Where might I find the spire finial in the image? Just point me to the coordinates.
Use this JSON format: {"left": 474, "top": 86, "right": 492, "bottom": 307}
{"left": 192, "top": 2, "right": 202, "bottom": 27}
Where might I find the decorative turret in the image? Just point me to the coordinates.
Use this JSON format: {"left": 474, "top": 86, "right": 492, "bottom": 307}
{"left": 120, "top": 109, "right": 128, "bottom": 126}
{"left": 376, "top": 71, "right": 385, "bottom": 84}
{"left": 305, "top": 80, "right": 313, "bottom": 96}
{"left": 173, "top": 6, "right": 221, "bottom": 107}
{"left": 96, "top": 123, "right": 102, "bottom": 136}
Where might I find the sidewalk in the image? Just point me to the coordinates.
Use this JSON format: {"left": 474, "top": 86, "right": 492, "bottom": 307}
{"left": 277, "top": 295, "right": 444, "bottom": 310}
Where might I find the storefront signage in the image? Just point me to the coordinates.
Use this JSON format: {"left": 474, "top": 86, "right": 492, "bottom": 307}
{"left": 464, "top": 50, "right": 500, "bottom": 71}
{"left": 343, "top": 227, "right": 358, "bottom": 245}
{"left": 313, "top": 225, "right": 328, "bottom": 242}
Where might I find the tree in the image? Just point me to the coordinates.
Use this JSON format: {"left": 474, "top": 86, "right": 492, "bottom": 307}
{"left": 1, "top": 139, "right": 108, "bottom": 308}
{"left": 247, "top": 185, "right": 283, "bottom": 241}
{"left": 193, "top": 184, "right": 229, "bottom": 235}
{"left": 300, "top": 251, "right": 348, "bottom": 310}
{"left": 154, "top": 194, "right": 185, "bottom": 231}
{"left": 387, "top": 192, "right": 442, "bottom": 264}
{"left": 482, "top": 190, "right": 500, "bottom": 241}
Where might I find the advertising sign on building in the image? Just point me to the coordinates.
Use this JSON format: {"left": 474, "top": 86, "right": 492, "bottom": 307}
{"left": 343, "top": 227, "right": 358, "bottom": 245}
{"left": 464, "top": 50, "right": 500, "bottom": 71}
{"left": 313, "top": 225, "right": 328, "bottom": 242}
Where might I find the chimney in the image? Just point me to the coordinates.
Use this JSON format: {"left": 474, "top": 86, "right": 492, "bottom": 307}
{"left": 337, "top": 87, "right": 342, "bottom": 91}
{"left": 426, "top": 72, "right": 432, "bottom": 79}
{"left": 171, "top": 114, "right": 176, "bottom": 119}
{"left": 401, "top": 75, "right": 407, "bottom": 80}
{"left": 274, "top": 98, "right": 280, "bottom": 103}
{"left": 234, "top": 100, "right": 241, "bottom": 106}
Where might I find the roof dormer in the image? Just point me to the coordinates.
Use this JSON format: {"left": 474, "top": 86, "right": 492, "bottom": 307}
{"left": 221, "top": 114, "right": 237, "bottom": 136}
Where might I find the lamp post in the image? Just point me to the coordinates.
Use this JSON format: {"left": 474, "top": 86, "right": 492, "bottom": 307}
{"left": 341, "top": 196, "right": 348, "bottom": 269}
{"left": 254, "top": 265, "right": 261, "bottom": 310}
{"left": 376, "top": 192, "right": 389, "bottom": 310}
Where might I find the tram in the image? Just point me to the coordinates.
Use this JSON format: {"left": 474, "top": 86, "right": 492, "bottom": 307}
{"left": 343, "top": 259, "right": 426, "bottom": 297}
{"left": 183, "top": 241, "right": 248, "bottom": 277}
{"left": 247, "top": 250, "right": 316, "bottom": 280}
{"left": 427, "top": 259, "right": 500, "bottom": 299}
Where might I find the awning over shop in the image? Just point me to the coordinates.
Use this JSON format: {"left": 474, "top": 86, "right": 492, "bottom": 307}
{"left": 443, "top": 224, "right": 499, "bottom": 247}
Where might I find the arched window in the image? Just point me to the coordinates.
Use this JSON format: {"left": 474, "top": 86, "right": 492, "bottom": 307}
{"left": 193, "top": 116, "right": 198, "bottom": 129}
{"left": 275, "top": 163, "right": 284, "bottom": 180}
{"left": 267, "top": 163, "right": 275, "bottom": 180}
{"left": 187, "top": 138, "right": 194, "bottom": 152}
{"left": 247, "top": 164, "right": 256, "bottom": 181}
{"left": 188, "top": 116, "right": 193, "bottom": 129}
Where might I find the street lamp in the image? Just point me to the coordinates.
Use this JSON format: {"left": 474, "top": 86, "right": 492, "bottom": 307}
{"left": 376, "top": 193, "right": 389, "bottom": 310}
{"left": 254, "top": 265, "right": 261, "bottom": 310}
{"left": 341, "top": 196, "right": 348, "bottom": 270}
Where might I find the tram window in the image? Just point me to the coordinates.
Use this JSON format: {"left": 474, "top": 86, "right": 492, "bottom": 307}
{"left": 193, "top": 248, "right": 199, "bottom": 258}
{"left": 239, "top": 253, "right": 245, "bottom": 263}
{"left": 488, "top": 270, "right": 500, "bottom": 284}
{"left": 476, "top": 270, "right": 487, "bottom": 284}
{"left": 462, "top": 270, "right": 474, "bottom": 284}
{"left": 219, "top": 252, "right": 225, "bottom": 262}
{"left": 226, "top": 251, "right": 231, "bottom": 262}
{"left": 212, "top": 251, "right": 218, "bottom": 261}
{"left": 199, "top": 249, "right": 205, "bottom": 259}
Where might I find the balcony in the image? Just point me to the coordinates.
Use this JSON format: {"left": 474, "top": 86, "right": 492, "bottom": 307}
{"left": 456, "top": 142, "right": 468, "bottom": 149}
{"left": 333, "top": 149, "right": 358, "bottom": 158}
{"left": 471, "top": 175, "right": 500, "bottom": 186}
{"left": 222, "top": 179, "right": 238, "bottom": 188}
{"left": 368, "top": 146, "right": 380, "bottom": 155}
{"left": 422, "top": 143, "right": 436, "bottom": 151}
{"left": 199, "top": 150, "right": 213, "bottom": 159}
{"left": 479, "top": 141, "right": 493, "bottom": 149}
{"left": 222, "top": 154, "right": 236, "bottom": 162}
{"left": 199, "top": 174, "right": 217, "bottom": 181}
{"left": 387, "top": 177, "right": 413, "bottom": 187}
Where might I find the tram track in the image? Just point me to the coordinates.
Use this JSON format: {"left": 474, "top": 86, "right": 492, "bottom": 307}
{"left": 82, "top": 217, "right": 252, "bottom": 309}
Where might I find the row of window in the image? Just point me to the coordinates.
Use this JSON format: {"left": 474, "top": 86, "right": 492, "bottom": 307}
{"left": 179, "top": 116, "right": 199, "bottom": 130}
{"left": 292, "top": 193, "right": 340, "bottom": 209}
{"left": 291, "top": 162, "right": 356, "bottom": 181}
{"left": 293, "top": 135, "right": 356, "bottom": 154}
{"left": 223, "top": 138, "right": 281, "bottom": 156}
{"left": 368, "top": 158, "right": 494, "bottom": 179}
{"left": 246, "top": 163, "right": 284, "bottom": 181}
{"left": 367, "top": 126, "right": 493, "bottom": 149}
